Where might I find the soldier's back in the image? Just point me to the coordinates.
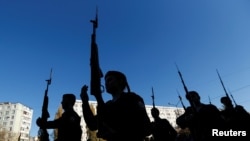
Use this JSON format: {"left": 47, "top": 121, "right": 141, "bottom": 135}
{"left": 57, "top": 110, "right": 82, "bottom": 141}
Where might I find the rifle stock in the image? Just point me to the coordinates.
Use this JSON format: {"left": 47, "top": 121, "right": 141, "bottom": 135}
{"left": 38, "top": 69, "right": 52, "bottom": 141}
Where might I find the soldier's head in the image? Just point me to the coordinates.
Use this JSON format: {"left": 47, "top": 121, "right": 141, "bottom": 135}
{"left": 105, "top": 70, "right": 130, "bottom": 94}
{"left": 61, "top": 94, "right": 76, "bottom": 110}
{"left": 186, "top": 91, "right": 200, "bottom": 103}
{"left": 220, "top": 96, "right": 233, "bottom": 108}
{"left": 151, "top": 107, "right": 160, "bottom": 118}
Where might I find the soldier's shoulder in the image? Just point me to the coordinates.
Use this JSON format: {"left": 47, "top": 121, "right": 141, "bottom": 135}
{"left": 125, "top": 92, "right": 143, "bottom": 100}
{"left": 124, "top": 92, "right": 146, "bottom": 109}
{"left": 203, "top": 104, "right": 220, "bottom": 113}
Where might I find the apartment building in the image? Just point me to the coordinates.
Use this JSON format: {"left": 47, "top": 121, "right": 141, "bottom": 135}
{"left": 0, "top": 102, "right": 33, "bottom": 141}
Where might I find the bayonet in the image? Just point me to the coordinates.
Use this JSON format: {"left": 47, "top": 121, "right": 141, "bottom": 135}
{"left": 90, "top": 7, "right": 98, "bottom": 33}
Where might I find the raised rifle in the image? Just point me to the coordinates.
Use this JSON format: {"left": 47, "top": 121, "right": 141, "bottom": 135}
{"left": 175, "top": 64, "right": 197, "bottom": 112}
{"left": 228, "top": 89, "right": 238, "bottom": 106}
{"left": 89, "top": 8, "right": 108, "bottom": 138}
{"left": 175, "top": 64, "right": 188, "bottom": 94}
{"left": 216, "top": 69, "right": 231, "bottom": 101}
{"left": 175, "top": 66, "right": 200, "bottom": 140}
{"left": 177, "top": 89, "right": 186, "bottom": 111}
{"left": 230, "top": 93, "right": 238, "bottom": 106}
{"left": 38, "top": 69, "right": 52, "bottom": 141}
{"left": 90, "top": 8, "right": 104, "bottom": 105}
{"left": 208, "top": 95, "right": 212, "bottom": 104}
{"left": 151, "top": 87, "right": 155, "bottom": 108}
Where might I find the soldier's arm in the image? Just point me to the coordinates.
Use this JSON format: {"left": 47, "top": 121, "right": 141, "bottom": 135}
{"left": 164, "top": 119, "right": 177, "bottom": 138}
{"left": 36, "top": 117, "right": 59, "bottom": 129}
{"left": 80, "top": 85, "right": 98, "bottom": 130}
{"left": 45, "top": 119, "right": 60, "bottom": 129}
{"left": 176, "top": 107, "right": 194, "bottom": 129}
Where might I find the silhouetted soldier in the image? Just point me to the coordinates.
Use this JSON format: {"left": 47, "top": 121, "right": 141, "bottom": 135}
{"left": 81, "top": 70, "right": 151, "bottom": 141}
{"left": 150, "top": 107, "right": 177, "bottom": 141}
{"left": 220, "top": 96, "right": 238, "bottom": 130}
{"left": 36, "top": 94, "right": 82, "bottom": 141}
{"left": 176, "top": 91, "right": 223, "bottom": 141}
{"left": 234, "top": 105, "right": 250, "bottom": 140}
{"left": 220, "top": 96, "right": 250, "bottom": 139}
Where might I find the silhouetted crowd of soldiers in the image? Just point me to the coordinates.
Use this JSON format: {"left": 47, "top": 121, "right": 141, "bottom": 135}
{"left": 36, "top": 70, "right": 250, "bottom": 141}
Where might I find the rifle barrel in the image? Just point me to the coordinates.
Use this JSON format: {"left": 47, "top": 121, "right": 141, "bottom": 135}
{"left": 230, "top": 93, "right": 238, "bottom": 106}
{"left": 177, "top": 90, "right": 186, "bottom": 111}
{"left": 175, "top": 63, "right": 188, "bottom": 94}
{"left": 216, "top": 69, "right": 230, "bottom": 98}
{"left": 151, "top": 87, "right": 155, "bottom": 108}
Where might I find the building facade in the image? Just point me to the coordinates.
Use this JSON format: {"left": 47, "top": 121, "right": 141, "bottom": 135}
{"left": 0, "top": 102, "right": 33, "bottom": 141}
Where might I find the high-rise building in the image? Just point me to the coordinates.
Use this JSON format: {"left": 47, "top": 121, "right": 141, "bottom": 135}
{"left": 54, "top": 100, "right": 184, "bottom": 140}
{"left": 0, "top": 102, "right": 33, "bottom": 141}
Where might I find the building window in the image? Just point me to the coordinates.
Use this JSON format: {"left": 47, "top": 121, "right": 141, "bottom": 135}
{"left": 20, "top": 127, "right": 25, "bottom": 131}
{"left": 3, "top": 122, "right": 7, "bottom": 126}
